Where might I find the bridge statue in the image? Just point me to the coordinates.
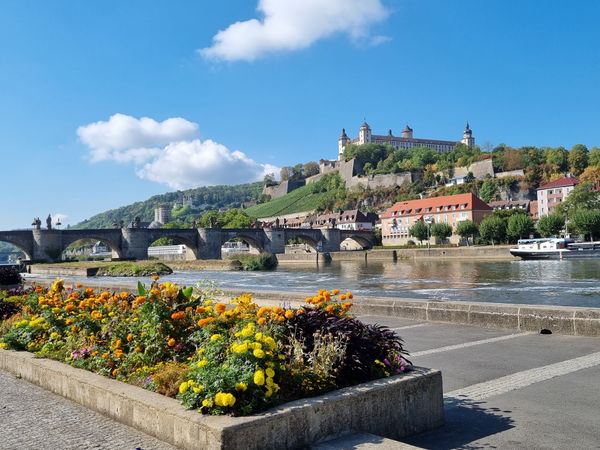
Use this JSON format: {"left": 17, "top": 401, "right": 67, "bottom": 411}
{"left": 32, "top": 218, "right": 41, "bottom": 230}
{"left": 46, "top": 214, "right": 52, "bottom": 230}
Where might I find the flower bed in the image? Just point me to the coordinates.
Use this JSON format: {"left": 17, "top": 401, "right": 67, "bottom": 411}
{"left": 0, "top": 279, "right": 410, "bottom": 416}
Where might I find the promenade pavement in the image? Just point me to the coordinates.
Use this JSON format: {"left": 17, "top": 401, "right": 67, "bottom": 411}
{"left": 1, "top": 316, "right": 599, "bottom": 449}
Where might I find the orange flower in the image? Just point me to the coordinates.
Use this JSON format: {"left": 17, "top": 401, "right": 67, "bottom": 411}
{"left": 76, "top": 283, "right": 83, "bottom": 289}
{"left": 346, "top": 292, "right": 353, "bottom": 299}
{"left": 215, "top": 303, "right": 227, "bottom": 314}
{"left": 257, "top": 317, "right": 266, "bottom": 326}
{"left": 133, "top": 296, "right": 146, "bottom": 306}
{"left": 257, "top": 306, "right": 269, "bottom": 317}
{"left": 114, "top": 349, "right": 124, "bottom": 359}
{"left": 332, "top": 288, "right": 340, "bottom": 295}
{"left": 119, "top": 291, "right": 129, "bottom": 300}
{"left": 133, "top": 347, "right": 142, "bottom": 353}
{"left": 112, "top": 369, "right": 119, "bottom": 377}
{"left": 152, "top": 275, "right": 160, "bottom": 282}
{"left": 171, "top": 311, "right": 185, "bottom": 320}
{"left": 167, "top": 338, "right": 176, "bottom": 347}
{"left": 126, "top": 334, "right": 134, "bottom": 342}
{"left": 342, "top": 302, "right": 353, "bottom": 311}
{"left": 35, "top": 286, "right": 43, "bottom": 293}
{"left": 65, "top": 302, "right": 75, "bottom": 312}
{"left": 197, "top": 317, "right": 215, "bottom": 327}
{"left": 325, "top": 305, "right": 335, "bottom": 313}
{"left": 284, "top": 309, "right": 294, "bottom": 320}
{"left": 339, "top": 294, "right": 347, "bottom": 301}
{"left": 296, "top": 308, "right": 305, "bottom": 315}
{"left": 196, "top": 306, "right": 206, "bottom": 314}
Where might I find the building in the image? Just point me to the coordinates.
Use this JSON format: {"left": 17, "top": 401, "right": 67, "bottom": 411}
{"left": 338, "top": 121, "right": 474, "bottom": 160}
{"left": 537, "top": 176, "right": 579, "bottom": 217}
{"left": 380, "top": 193, "right": 492, "bottom": 246}
{"left": 307, "top": 210, "right": 377, "bottom": 231}
{"left": 488, "top": 199, "right": 531, "bottom": 213}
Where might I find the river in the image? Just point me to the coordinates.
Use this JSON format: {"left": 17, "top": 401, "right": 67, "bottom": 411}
{"left": 25, "top": 259, "right": 600, "bottom": 308}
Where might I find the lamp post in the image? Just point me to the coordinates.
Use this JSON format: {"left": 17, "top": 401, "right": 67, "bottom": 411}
{"left": 425, "top": 216, "right": 433, "bottom": 250}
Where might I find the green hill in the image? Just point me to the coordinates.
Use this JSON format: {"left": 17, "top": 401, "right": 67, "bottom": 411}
{"left": 75, "top": 183, "right": 263, "bottom": 229}
{"left": 245, "top": 185, "right": 325, "bottom": 218}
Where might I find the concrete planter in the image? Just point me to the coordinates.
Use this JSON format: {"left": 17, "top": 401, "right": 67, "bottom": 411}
{"left": 0, "top": 350, "right": 443, "bottom": 449}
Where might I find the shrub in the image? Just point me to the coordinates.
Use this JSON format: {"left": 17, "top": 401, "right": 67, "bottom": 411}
{"left": 0, "top": 266, "right": 22, "bottom": 286}
{"left": 0, "top": 281, "right": 411, "bottom": 416}
{"left": 232, "top": 253, "right": 278, "bottom": 271}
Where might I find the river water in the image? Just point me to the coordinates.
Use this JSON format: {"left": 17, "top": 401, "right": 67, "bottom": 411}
{"left": 26, "top": 259, "right": 600, "bottom": 308}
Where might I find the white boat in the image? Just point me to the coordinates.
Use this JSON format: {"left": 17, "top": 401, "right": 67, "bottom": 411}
{"left": 510, "top": 238, "right": 600, "bottom": 260}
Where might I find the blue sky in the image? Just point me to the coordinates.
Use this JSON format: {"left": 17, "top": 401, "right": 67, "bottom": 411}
{"left": 1, "top": 0, "right": 600, "bottom": 230}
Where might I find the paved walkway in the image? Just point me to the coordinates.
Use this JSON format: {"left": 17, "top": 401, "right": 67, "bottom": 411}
{"left": 2, "top": 316, "right": 600, "bottom": 449}
{"left": 358, "top": 315, "right": 600, "bottom": 450}
{"left": 0, "top": 370, "right": 176, "bottom": 450}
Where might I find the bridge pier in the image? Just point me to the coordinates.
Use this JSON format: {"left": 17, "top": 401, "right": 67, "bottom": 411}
{"left": 319, "top": 229, "right": 342, "bottom": 252}
{"left": 198, "top": 229, "right": 223, "bottom": 259}
{"left": 263, "top": 229, "right": 286, "bottom": 254}
{"left": 32, "top": 229, "right": 65, "bottom": 262}
{"left": 121, "top": 229, "right": 150, "bottom": 260}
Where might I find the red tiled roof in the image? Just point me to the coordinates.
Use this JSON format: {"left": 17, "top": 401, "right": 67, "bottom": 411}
{"left": 538, "top": 176, "right": 579, "bottom": 190}
{"left": 380, "top": 193, "right": 492, "bottom": 219}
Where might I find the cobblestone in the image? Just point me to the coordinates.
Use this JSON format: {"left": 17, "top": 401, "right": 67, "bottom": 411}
{"left": 0, "top": 370, "right": 177, "bottom": 450}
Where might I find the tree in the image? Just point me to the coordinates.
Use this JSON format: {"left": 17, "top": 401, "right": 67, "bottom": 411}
{"left": 479, "top": 216, "right": 507, "bottom": 245}
{"left": 568, "top": 144, "right": 589, "bottom": 175}
{"left": 537, "top": 214, "right": 565, "bottom": 238}
{"left": 589, "top": 147, "right": 600, "bottom": 167}
{"left": 430, "top": 223, "right": 453, "bottom": 242}
{"left": 545, "top": 147, "right": 568, "bottom": 172}
{"left": 579, "top": 166, "right": 600, "bottom": 184}
{"left": 479, "top": 181, "right": 497, "bottom": 203}
{"left": 507, "top": 213, "right": 535, "bottom": 241}
{"left": 455, "top": 220, "right": 479, "bottom": 245}
{"left": 409, "top": 220, "right": 429, "bottom": 244}
{"left": 303, "top": 161, "right": 320, "bottom": 178}
{"left": 263, "top": 173, "right": 276, "bottom": 187}
{"left": 280, "top": 167, "right": 291, "bottom": 181}
{"left": 570, "top": 209, "right": 600, "bottom": 241}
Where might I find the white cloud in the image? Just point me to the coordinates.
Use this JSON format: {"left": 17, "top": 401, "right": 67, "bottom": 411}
{"left": 200, "top": 0, "right": 390, "bottom": 62}
{"left": 77, "top": 113, "right": 198, "bottom": 163}
{"left": 78, "top": 114, "right": 279, "bottom": 190}
{"left": 136, "top": 139, "right": 278, "bottom": 190}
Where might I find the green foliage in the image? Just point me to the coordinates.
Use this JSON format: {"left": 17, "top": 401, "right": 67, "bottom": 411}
{"left": 75, "top": 183, "right": 263, "bottom": 229}
{"left": 479, "top": 216, "right": 507, "bottom": 245}
{"left": 409, "top": 220, "right": 429, "bottom": 243}
{"left": 230, "top": 253, "right": 278, "bottom": 271}
{"left": 569, "top": 209, "right": 600, "bottom": 241}
{"left": 430, "top": 222, "right": 453, "bottom": 241}
{"left": 479, "top": 181, "right": 497, "bottom": 203}
{"left": 303, "top": 161, "right": 320, "bottom": 178}
{"left": 95, "top": 262, "right": 173, "bottom": 277}
{"left": 507, "top": 213, "right": 535, "bottom": 241}
{"left": 589, "top": 147, "right": 600, "bottom": 167}
{"left": 198, "top": 209, "right": 252, "bottom": 229}
{"left": 569, "top": 144, "right": 589, "bottom": 175}
{"left": 455, "top": 220, "right": 479, "bottom": 239}
{"left": 537, "top": 214, "right": 565, "bottom": 238}
{"left": 545, "top": 147, "right": 569, "bottom": 172}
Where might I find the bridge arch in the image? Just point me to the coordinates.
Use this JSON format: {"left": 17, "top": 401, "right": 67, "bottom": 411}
{"left": 220, "top": 233, "right": 264, "bottom": 256}
{"left": 61, "top": 235, "right": 124, "bottom": 260}
{"left": 285, "top": 233, "right": 319, "bottom": 253}
{"left": 147, "top": 234, "right": 199, "bottom": 260}
{"left": 0, "top": 238, "right": 32, "bottom": 261}
{"left": 340, "top": 233, "right": 374, "bottom": 250}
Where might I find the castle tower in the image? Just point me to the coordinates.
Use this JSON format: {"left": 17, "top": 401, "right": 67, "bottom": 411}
{"left": 401, "top": 125, "right": 413, "bottom": 139}
{"left": 338, "top": 128, "right": 350, "bottom": 160}
{"left": 461, "top": 122, "right": 475, "bottom": 148}
{"left": 358, "top": 121, "right": 372, "bottom": 145}
{"left": 154, "top": 204, "right": 172, "bottom": 225}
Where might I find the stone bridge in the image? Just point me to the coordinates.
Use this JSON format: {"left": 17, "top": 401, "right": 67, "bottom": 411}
{"left": 0, "top": 228, "right": 375, "bottom": 262}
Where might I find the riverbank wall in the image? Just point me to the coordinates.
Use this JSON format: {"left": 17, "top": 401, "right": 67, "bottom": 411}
{"left": 276, "top": 246, "right": 514, "bottom": 264}
{"left": 22, "top": 279, "right": 600, "bottom": 337}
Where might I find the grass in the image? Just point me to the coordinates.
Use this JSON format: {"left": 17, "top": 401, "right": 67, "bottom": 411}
{"left": 36, "top": 261, "right": 173, "bottom": 277}
{"left": 245, "top": 185, "right": 327, "bottom": 219}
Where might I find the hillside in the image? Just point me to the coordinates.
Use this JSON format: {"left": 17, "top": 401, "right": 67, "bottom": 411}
{"left": 75, "top": 183, "right": 263, "bottom": 229}
{"left": 245, "top": 184, "right": 327, "bottom": 218}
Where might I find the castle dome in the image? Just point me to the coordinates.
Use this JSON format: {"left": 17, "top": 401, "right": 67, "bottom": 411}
{"left": 360, "top": 121, "right": 370, "bottom": 129}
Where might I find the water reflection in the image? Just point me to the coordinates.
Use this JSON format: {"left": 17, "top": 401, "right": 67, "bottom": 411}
{"left": 26, "top": 259, "right": 600, "bottom": 308}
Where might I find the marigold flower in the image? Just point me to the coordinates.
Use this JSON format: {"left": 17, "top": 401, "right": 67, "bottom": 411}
{"left": 171, "top": 311, "right": 185, "bottom": 320}
{"left": 195, "top": 306, "right": 206, "bottom": 314}
{"left": 265, "top": 367, "right": 275, "bottom": 378}
{"left": 126, "top": 334, "right": 134, "bottom": 342}
{"left": 235, "top": 382, "right": 247, "bottom": 392}
{"left": 332, "top": 288, "right": 340, "bottom": 295}
{"left": 215, "top": 303, "right": 227, "bottom": 314}
{"left": 210, "top": 334, "right": 222, "bottom": 341}
{"left": 284, "top": 310, "right": 294, "bottom": 320}
{"left": 167, "top": 338, "right": 176, "bottom": 347}
{"left": 253, "top": 348, "right": 265, "bottom": 359}
{"left": 296, "top": 309, "right": 305, "bottom": 315}
{"left": 257, "top": 317, "right": 266, "bottom": 326}
{"left": 346, "top": 292, "right": 353, "bottom": 299}
{"left": 325, "top": 305, "right": 334, "bottom": 313}
{"left": 254, "top": 369, "right": 265, "bottom": 386}
{"left": 197, "top": 317, "right": 215, "bottom": 327}
{"left": 339, "top": 294, "right": 347, "bottom": 301}
{"left": 197, "top": 359, "right": 208, "bottom": 368}
{"left": 202, "top": 398, "right": 213, "bottom": 408}
{"left": 179, "top": 381, "right": 189, "bottom": 394}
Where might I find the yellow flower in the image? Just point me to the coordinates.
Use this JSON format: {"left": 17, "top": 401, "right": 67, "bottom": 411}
{"left": 253, "top": 348, "right": 265, "bottom": 359}
{"left": 210, "top": 334, "right": 222, "bottom": 342}
{"left": 192, "top": 385, "right": 204, "bottom": 394}
{"left": 50, "top": 332, "right": 60, "bottom": 340}
{"left": 197, "top": 359, "right": 208, "bottom": 368}
{"left": 0, "top": 343, "right": 8, "bottom": 349}
{"left": 214, "top": 392, "right": 236, "bottom": 407}
{"left": 265, "top": 367, "right": 275, "bottom": 378}
{"left": 235, "top": 382, "right": 247, "bottom": 392}
{"left": 202, "top": 398, "right": 213, "bottom": 408}
{"left": 179, "top": 381, "right": 189, "bottom": 394}
{"left": 254, "top": 369, "right": 265, "bottom": 386}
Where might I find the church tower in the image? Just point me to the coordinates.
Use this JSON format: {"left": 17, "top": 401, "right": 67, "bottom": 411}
{"left": 461, "top": 122, "right": 475, "bottom": 148}
{"left": 338, "top": 128, "right": 349, "bottom": 160}
{"left": 358, "top": 121, "right": 372, "bottom": 145}
{"left": 401, "top": 125, "right": 413, "bottom": 139}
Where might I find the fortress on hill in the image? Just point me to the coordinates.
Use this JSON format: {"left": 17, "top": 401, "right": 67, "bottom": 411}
{"left": 337, "top": 121, "right": 475, "bottom": 160}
